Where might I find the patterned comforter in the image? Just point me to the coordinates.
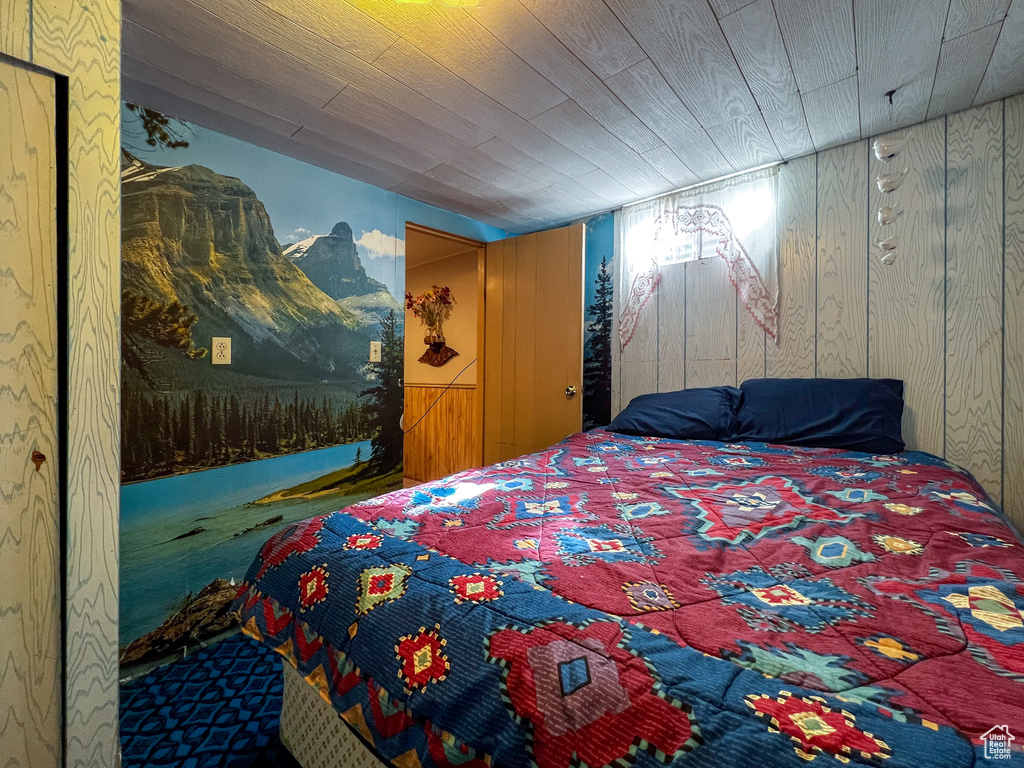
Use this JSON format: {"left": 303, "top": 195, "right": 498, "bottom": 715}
{"left": 235, "top": 431, "right": 1024, "bottom": 767}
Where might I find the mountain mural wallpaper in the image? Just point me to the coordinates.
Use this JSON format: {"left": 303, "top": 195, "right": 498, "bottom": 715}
{"left": 119, "top": 104, "right": 506, "bottom": 672}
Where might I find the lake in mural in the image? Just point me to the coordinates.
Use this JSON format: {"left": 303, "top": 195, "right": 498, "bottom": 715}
{"left": 120, "top": 441, "right": 374, "bottom": 645}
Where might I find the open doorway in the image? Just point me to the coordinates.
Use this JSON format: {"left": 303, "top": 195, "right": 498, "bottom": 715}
{"left": 403, "top": 223, "right": 485, "bottom": 486}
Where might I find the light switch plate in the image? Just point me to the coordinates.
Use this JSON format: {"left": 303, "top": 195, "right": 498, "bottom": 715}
{"left": 369, "top": 341, "right": 382, "bottom": 363}
{"left": 212, "top": 337, "right": 231, "bottom": 365}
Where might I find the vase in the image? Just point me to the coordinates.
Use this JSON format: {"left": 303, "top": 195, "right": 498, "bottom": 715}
{"left": 419, "top": 323, "right": 458, "bottom": 367}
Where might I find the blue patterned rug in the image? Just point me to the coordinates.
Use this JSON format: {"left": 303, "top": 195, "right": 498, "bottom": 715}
{"left": 120, "top": 634, "right": 301, "bottom": 768}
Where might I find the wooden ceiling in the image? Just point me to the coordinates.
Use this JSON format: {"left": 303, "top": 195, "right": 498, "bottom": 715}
{"left": 122, "top": 0, "right": 1024, "bottom": 233}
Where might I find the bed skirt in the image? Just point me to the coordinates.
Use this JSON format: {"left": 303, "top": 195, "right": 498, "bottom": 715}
{"left": 279, "top": 661, "right": 387, "bottom": 768}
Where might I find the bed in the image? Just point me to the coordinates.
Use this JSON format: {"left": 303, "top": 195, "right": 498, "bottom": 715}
{"left": 235, "top": 429, "right": 1024, "bottom": 767}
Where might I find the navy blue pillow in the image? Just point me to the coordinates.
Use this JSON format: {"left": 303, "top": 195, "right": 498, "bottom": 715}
{"left": 607, "top": 386, "right": 743, "bottom": 441}
{"left": 735, "top": 378, "right": 905, "bottom": 453}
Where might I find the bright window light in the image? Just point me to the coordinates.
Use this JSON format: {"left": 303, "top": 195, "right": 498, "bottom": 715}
{"left": 723, "top": 186, "right": 774, "bottom": 240}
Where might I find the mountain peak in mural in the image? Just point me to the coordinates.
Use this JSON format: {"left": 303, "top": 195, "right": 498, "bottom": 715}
{"left": 286, "top": 221, "right": 385, "bottom": 299}
{"left": 285, "top": 221, "right": 402, "bottom": 330}
{"left": 120, "top": 151, "right": 381, "bottom": 388}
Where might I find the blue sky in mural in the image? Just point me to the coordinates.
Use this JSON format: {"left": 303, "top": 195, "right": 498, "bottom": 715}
{"left": 121, "top": 104, "right": 507, "bottom": 295}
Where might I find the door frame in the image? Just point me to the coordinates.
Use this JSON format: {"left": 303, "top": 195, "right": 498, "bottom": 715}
{"left": 404, "top": 222, "right": 487, "bottom": 467}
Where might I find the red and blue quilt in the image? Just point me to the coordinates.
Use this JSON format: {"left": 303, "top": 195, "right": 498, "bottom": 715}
{"left": 235, "top": 430, "right": 1024, "bottom": 767}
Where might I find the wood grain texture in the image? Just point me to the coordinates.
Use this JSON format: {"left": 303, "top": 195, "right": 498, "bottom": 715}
{"left": 483, "top": 239, "right": 504, "bottom": 463}
{"left": 483, "top": 227, "right": 581, "bottom": 461}
{"left": 736, "top": 296, "right": 766, "bottom": 384}
{"left": 32, "top": 0, "right": 122, "bottom": 763}
{"left": 944, "top": 0, "right": 1011, "bottom": 37}
{"left": 125, "top": 0, "right": 349, "bottom": 111}
{"left": 373, "top": 40, "right": 596, "bottom": 180}
{"left": 868, "top": 118, "right": 946, "bottom": 455}
{"left": 946, "top": 102, "right": 1004, "bottom": 500}
{"left": 656, "top": 262, "right": 686, "bottom": 391}
{"left": 854, "top": 0, "right": 949, "bottom": 136}
{"left": 707, "top": 111, "right": 782, "bottom": 171}
{"left": 605, "top": 0, "right": 757, "bottom": 127}
{"left": 685, "top": 257, "right": 736, "bottom": 388}
{"left": 472, "top": 0, "right": 661, "bottom": 155}
{"left": 718, "top": 0, "right": 813, "bottom": 158}
{"left": 257, "top": 0, "right": 397, "bottom": 64}
{"left": 768, "top": 154, "right": 817, "bottom": 378}
{"left": 123, "top": 56, "right": 302, "bottom": 138}
{"left": 0, "top": 0, "right": 31, "bottom": 61}
{"left": 975, "top": 0, "right": 1024, "bottom": 105}
{"left": 511, "top": 233, "right": 537, "bottom": 456}
{"left": 530, "top": 99, "right": 670, "bottom": 198}
{"left": 640, "top": 146, "right": 698, "bottom": 188}
{"left": 619, "top": 361, "right": 658, "bottom": 407}
{"left": 191, "top": 0, "right": 494, "bottom": 149}
{"left": 710, "top": 0, "right": 757, "bottom": 16}
{"left": 605, "top": 59, "right": 732, "bottom": 180}
{"left": 801, "top": 77, "right": 862, "bottom": 151}
{"left": 517, "top": 0, "right": 645, "bottom": 79}
{"left": 534, "top": 227, "right": 571, "bottom": 449}
{"left": 347, "top": 0, "right": 567, "bottom": 121}
{"left": 927, "top": 23, "right": 1002, "bottom": 120}
{"left": 403, "top": 386, "right": 478, "bottom": 483}
{"left": 1004, "top": 93, "right": 1024, "bottom": 531}
{"left": 816, "top": 140, "right": 868, "bottom": 378}
{"left": 773, "top": 0, "right": 856, "bottom": 93}
{"left": 0, "top": 58, "right": 60, "bottom": 768}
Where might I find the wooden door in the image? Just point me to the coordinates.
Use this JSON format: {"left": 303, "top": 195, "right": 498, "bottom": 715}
{"left": 483, "top": 223, "right": 584, "bottom": 463}
{"left": 0, "top": 57, "right": 61, "bottom": 768}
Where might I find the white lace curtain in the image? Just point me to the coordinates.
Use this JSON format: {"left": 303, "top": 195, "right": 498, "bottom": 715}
{"left": 618, "top": 166, "right": 780, "bottom": 349}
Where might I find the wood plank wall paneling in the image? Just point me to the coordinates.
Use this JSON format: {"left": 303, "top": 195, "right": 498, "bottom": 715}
{"left": 1, "top": 1, "right": 122, "bottom": 765}
{"left": 612, "top": 96, "right": 1024, "bottom": 531}
{"left": 512, "top": 231, "right": 538, "bottom": 453}
{"left": 768, "top": 152, "right": 816, "bottom": 377}
{"left": 403, "top": 385, "right": 478, "bottom": 483}
{"left": 1, "top": 0, "right": 32, "bottom": 61}
{"left": 869, "top": 118, "right": 945, "bottom": 456}
{"left": 0, "top": 58, "right": 60, "bottom": 768}
{"left": 1006, "top": 95, "right": 1024, "bottom": 529}
{"left": 946, "top": 101, "right": 1004, "bottom": 501}
{"left": 816, "top": 140, "right": 868, "bottom": 378}
{"left": 685, "top": 257, "right": 736, "bottom": 388}
{"left": 482, "top": 241, "right": 504, "bottom": 466}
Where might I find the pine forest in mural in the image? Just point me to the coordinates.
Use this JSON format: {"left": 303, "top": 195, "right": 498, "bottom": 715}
{"left": 583, "top": 213, "right": 614, "bottom": 430}
{"left": 119, "top": 105, "right": 502, "bottom": 670}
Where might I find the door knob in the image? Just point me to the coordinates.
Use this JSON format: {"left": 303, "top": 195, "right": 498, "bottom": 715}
{"left": 564, "top": 385, "right": 577, "bottom": 397}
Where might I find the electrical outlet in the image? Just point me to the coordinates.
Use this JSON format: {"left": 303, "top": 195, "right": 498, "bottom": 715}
{"left": 212, "top": 337, "right": 231, "bottom": 365}
{"left": 369, "top": 341, "right": 382, "bottom": 363}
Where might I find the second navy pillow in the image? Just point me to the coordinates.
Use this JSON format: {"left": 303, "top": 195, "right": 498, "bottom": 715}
{"left": 735, "top": 377, "right": 905, "bottom": 453}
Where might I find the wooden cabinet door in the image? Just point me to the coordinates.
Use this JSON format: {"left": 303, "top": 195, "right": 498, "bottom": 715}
{"left": 483, "top": 223, "right": 584, "bottom": 464}
{"left": 0, "top": 57, "right": 61, "bottom": 768}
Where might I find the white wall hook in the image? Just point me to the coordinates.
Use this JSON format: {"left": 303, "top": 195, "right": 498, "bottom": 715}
{"left": 876, "top": 168, "right": 909, "bottom": 193}
{"left": 873, "top": 137, "right": 904, "bottom": 162}
{"left": 874, "top": 233, "right": 899, "bottom": 253}
{"left": 877, "top": 205, "right": 904, "bottom": 225}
